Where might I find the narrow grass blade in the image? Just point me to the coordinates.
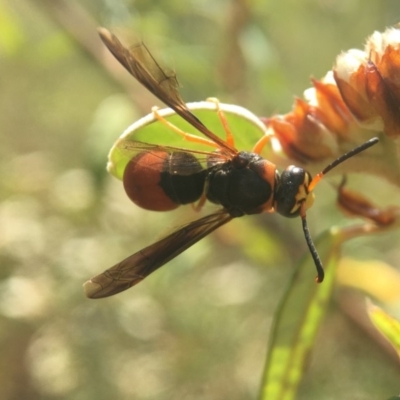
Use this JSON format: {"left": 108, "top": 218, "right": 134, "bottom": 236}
{"left": 259, "top": 228, "right": 341, "bottom": 400}
{"left": 367, "top": 300, "right": 400, "bottom": 359}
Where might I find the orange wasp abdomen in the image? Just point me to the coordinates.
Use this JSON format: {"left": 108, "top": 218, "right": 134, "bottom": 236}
{"left": 123, "top": 150, "right": 207, "bottom": 211}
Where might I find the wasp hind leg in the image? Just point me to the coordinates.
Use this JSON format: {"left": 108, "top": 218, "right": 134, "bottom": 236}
{"left": 206, "top": 97, "right": 236, "bottom": 148}
{"left": 151, "top": 106, "right": 220, "bottom": 148}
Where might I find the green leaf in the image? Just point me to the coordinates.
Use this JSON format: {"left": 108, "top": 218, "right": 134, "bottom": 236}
{"left": 107, "top": 100, "right": 268, "bottom": 180}
{"left": 367, "top": 300, "right": 400, "bottom": 359}
{"left": 259, "top": 228, "right": 341, "bottom": 400}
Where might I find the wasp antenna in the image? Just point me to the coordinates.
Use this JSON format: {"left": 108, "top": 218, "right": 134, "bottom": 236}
{"left": 321, "top": 137, "right": 379, "bottom": 176}
{"left": 308, "top": 137, "right": 379, "bottom": 191}
{"left": 300, "top": 204, "right": 325, "bottom": 282}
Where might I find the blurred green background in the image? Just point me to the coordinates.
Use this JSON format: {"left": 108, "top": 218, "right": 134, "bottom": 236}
{"left": 1, "top": 1, "right": 400, "bottom": 399}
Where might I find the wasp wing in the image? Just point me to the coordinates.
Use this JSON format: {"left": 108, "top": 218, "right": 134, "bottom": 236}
{"left": 113, "top": 138, "right": 229, "bottom": 172}
{"left": 84, "top": 209, "right": 233, "bottom": 298}
{"left": 109, "top": 139, "right": 228, "bottom": 181}
{"left": 98, "top": 27, "right": 237, "bottom": 157}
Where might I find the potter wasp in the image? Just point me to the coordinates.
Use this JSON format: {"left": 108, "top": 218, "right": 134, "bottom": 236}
{"left": 84, "top": 28, "right": 378, "bottom": 299}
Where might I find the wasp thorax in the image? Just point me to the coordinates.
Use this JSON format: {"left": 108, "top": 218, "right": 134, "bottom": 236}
{"left": 206, "top": 151, "right": 276, "bottom": 216}
{"left": 274, "top": 166, "right": 314, "bottom": 218}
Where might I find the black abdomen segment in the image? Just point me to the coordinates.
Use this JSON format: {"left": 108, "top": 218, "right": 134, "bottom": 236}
{"left": 160, "top": 152, "right": 206, "bottom": 205}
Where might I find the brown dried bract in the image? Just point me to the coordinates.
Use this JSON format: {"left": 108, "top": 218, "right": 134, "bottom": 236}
{"left": 336, "top": 176, "right": 398, "bottom": 226}
{"left": 265, "top": 27, "right": 400, "bottom": 170}
{"left": 334, "top": 28, "right": 400, "bottom": 138}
